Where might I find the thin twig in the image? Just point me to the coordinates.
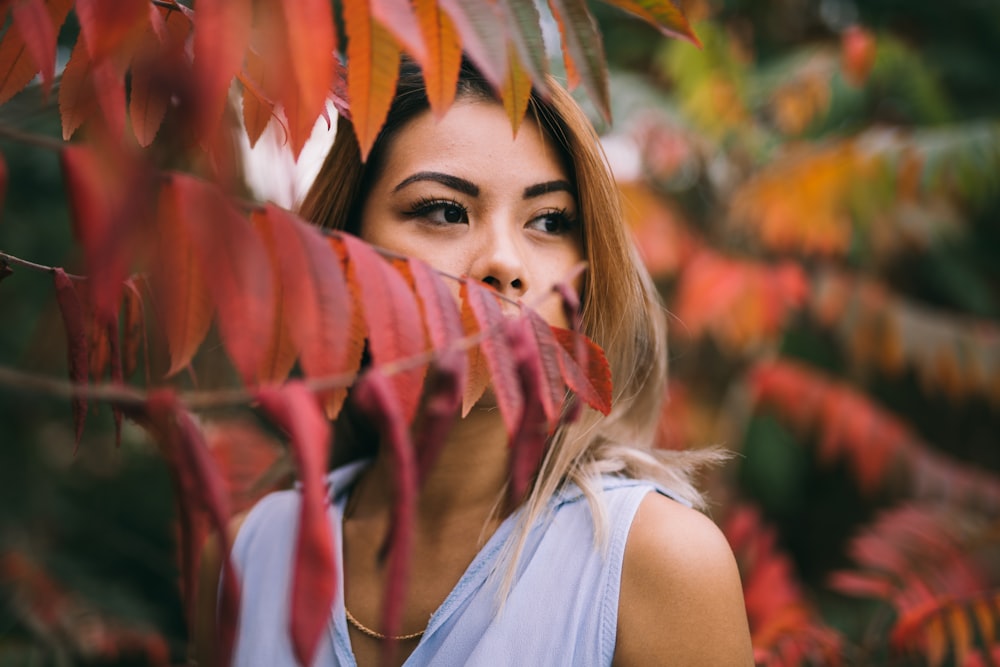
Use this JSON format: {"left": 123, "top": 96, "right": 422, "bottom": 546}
{"left": 0, "top": 123, "right": 65, "bottom": 152}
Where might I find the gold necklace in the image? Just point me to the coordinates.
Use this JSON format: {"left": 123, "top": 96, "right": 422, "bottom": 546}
{"left": 344, "top": 606, "right": 425, "bottom": 641}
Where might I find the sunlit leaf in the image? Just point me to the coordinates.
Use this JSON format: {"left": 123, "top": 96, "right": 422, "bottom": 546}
{"left": 414, "top": 0, "right": 461, "bottom": 117}
{"left": 344, "top": 1, "right": 402, "bottom": 159}
{"left": 548, "top": 0, "right": 610, "bottom": 120}
{"left": 500, "top": 46, "right": 532, "bottom": 133}
{"left": 600, "top": 0, "right": 701, "bottom": 47}
{"left": 342, "top": 235, "right": 427, "bottom": 424}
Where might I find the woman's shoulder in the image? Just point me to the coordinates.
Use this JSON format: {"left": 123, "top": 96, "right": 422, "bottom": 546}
{"left": 614, "top": 493, "right": 754, "bottom": 666}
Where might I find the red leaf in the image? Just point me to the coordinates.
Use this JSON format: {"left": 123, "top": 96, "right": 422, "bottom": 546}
{"left": 464, "top": 279, "right": 523, "bottom": 439}
{"left": 406, "top": 258, "right": 467, "bottom": 483}
{"left": 150, "top": 185, "right": 213, "bottom": 377}
{"left": 53, "top": 268, "right": 87, "bottom": 448}
{"left": 11, "top": 0, "right": 56, "bottom": 97}
{"left": 241, "top": 47, "right": 276, "bottom": 149}
{"left": 168, "top": 175, "right": 274, "bottom": 385}
{"left": 342, "top": 235, "right": 427, "bottom": 424}
{"left": 352, "top": 370, "right": 417, "bottom": 653}
{"left": 255, "top": 383, "right": 334, "bottom": 667}
{"left": 459, "top": 282, "right": 491, "bottom": 414}
{"left": 0, "top": 0, "right": 72, "bottom": 105}
{"left": 505, "top": 316, "right": 550, "bottom": 502}
{"left": 253, "top": 206, "right": 359, "bottom": 406}
{"left": 523, "top": 309, "right": 566, "bottom": 425}
{"left": 413, "top": 0, "right": 461, "bottom": 118}
{"left": 75, "top": 0, "right": 148, "bottom": 64}
{"left": 551, "top": 326, "right": 612, "bottom": 415}
{"left": 343, "top": 1, "right": 402, "bottom": 159}
{"left": 58, "top": 37, "right": 99, "bottom": 140}
{"left": 121, "top": 278, "right": 145, "bottom": 380}
{"left": 140, "top": 391, "right": 240, "bottom": 667}
{"left": 193, "top": 0, "right": 252, "bottom": 140}
{"left": 91, "top": 55, "right": 127, "bottom": 140}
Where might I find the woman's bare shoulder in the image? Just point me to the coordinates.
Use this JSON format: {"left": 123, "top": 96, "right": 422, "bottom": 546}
{"left": 614, "top": 492, "right": 754, "bottom": 666}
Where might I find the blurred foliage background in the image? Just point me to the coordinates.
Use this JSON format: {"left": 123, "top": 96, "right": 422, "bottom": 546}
{"left": 2, "top": 0, "right": 1000, "bottom": 665}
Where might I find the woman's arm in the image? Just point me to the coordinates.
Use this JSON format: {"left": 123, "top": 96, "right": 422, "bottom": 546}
{"left": 614, "top": 494, "right": 754, "bottom": 666}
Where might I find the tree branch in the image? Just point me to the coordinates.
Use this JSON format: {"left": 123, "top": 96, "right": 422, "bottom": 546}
{"left": 0, "top": 123, "right": 65, "bottom": 152}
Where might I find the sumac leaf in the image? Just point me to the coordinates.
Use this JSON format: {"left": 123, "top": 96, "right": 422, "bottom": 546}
{"left": 75, "top": 0, "right": 148, "bottom": 64}
{"left": 140, "top": 391, "right": 240, "bottom": 667}
{"left": 121, "top": 278, "right": 145, "bottom": 380}
{"left": 352, "top": 370, "right": 417, "bottom": 653}
{"left": 255, "top": 383, "right": 334, "bottom": 667}
{"left": 241, "top": 47, "right": 276, "bottom": 149}
{"left": 459, "top": 282, "right": 491, "bottom": 415}
{"left": 370, "top": 0, "right": 427, "bottom": 67}
{"left": 413, "top": 0, "right": 461, "bottom": 118}
{"left": 548, "top": 0, "right": 610, "bottom": 120}
{"left": 503, "top": 0, "right": 547, "bottom": 85}
{"left": 151, "top": 184, "right": 213, "bottom": 377}
{"left": 193, "top": 0, "right": 252, "bottom": 140}
{"left": 128, "top": 7, "right": 189, "bottom": 147}
{"left": 343, "top": 1, "right": 402, "bottom": 159}
{"left": 551, "top": 326, "right": 612, "bottom": 415}
{"left": 600, "top": 0, "right": 701, "bottom": 47}
{"left": 343, "top": 235, "right": 427, "bottom": 424}
{"left": 53, "top": 268, "right": 88, "bottom": 448}
{"left": 0, "top": 0, "right": 72, "bottom": 105}
{"left": 436, "top": 0, "right": 506, "bottom": 91}
{"left": 506, "top": 316, "right": 550, "bottom": 503}
{"left": 523, "top": 309, "right": 566, "bottom": 425}
{"left": 464, "top": 279, "right": 523, "bottom": 439}
{"left": 169, "top": 175, "right": 273, "bottom": 385}
{"left": 500, "top": 46, "right": 532, "bottom": 134}
{"left": 11, "top": 0, "right": 56, "bottom": 96}
{"left": 58, "top": 37, "right": 99, "bottom": 140}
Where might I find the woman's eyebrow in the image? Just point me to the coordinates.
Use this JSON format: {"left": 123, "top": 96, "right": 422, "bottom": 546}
{"left": 524, "top": 180, "right": 574, "bottom": 199}
{"left": 393, "top": 171, "right": 479, "bottom": 196}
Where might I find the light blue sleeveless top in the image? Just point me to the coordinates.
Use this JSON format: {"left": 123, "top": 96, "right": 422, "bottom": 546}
{"left": 231, "top": 461, "right": 679, "bottom": 666}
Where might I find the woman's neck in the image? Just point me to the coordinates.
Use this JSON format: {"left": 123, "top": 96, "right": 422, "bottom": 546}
{"left": 351, "top": 405, "right": 512, "bottom": 533}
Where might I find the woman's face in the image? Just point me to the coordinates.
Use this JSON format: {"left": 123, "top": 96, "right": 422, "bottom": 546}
{"left": 358, "top": 100, "right": 583, "bottom": 327}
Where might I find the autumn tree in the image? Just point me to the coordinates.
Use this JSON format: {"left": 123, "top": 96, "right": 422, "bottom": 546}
{"left": 599, "top": 1, "right": 1000, "bottom": 664}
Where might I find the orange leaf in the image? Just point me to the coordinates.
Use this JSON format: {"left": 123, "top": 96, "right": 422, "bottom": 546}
{"left": 75, "top": 0, "right": 148, "bottom": 65}
{"left": 600, "top": 0, "right": 701, "bottom": 47}
{"left": 948, "top": 605, "right": 973, "bottom": 667}
{"left": 459, "top": 282, "right": 491, "bottom": 415}
{"left": 344, "top": 1, "right": 402, "bottom": 159}
{"left": 150, "top": 182, "right": 213, "bottom": 377}
{"left": 500, "top": 46, "right": 532, "bottom": 134}
{"left": 169, "top": 175, "right": 274, "bottom": 386}
{"left": 414, "top": 0, "right": 461, "bottom": 118}
{"left": 251, "top": 209, "right": 302, "bottom": 384}
{"left": 58, "top": 37, "right": 99, "bottom": 140}
{"left": 0, "top": 0, "right": 72, "bottom": 105}
{"left": 91, "top": 55, "right": 126, "bottom": 141}
{"left": 343, "top": 235, "right": 427, "bottom": 424}
{"left": 240, "top": 47, "right": 276, "bottom": 149}
{"left": 193, "top": 0, "right": 252, "bottom": 140}
{"left": 273, "top": 0, "right": 336, "bottom": 158}
{"left": 11, "top": 0, "right": 56, "bottom": 97}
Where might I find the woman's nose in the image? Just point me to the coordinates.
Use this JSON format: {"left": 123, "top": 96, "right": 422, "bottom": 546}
{"left": 470, "top": 223, "right": 527, "bottom": 297}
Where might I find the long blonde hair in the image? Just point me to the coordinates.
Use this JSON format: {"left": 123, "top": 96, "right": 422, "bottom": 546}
{"left": 300, "top": 58, "right": 719, "bottom": 557}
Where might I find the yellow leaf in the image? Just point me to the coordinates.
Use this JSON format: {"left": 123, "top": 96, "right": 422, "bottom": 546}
{"left": 414, "top": 0, "right": 462, "bottom": 118}
{"left": 500, "top": 46, "right": 531, "bottom": 135}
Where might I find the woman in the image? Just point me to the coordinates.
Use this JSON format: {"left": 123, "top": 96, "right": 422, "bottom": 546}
{"left": 219, "top": 59, "right": 753, "bottom": 666}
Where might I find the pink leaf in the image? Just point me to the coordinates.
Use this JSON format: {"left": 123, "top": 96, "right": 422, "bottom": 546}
{"left": 255, "top": 383, "right": 334, "bottom": 667}
{"left": 551, "top": 326, "right": 612, "bottom": 415}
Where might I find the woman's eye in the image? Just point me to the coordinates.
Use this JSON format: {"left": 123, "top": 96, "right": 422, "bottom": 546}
{"left": 411, "top": 200, "right": 468, "bottom": 225}
{"left": 528, "top": 211, "right": 577, "bottom": 235}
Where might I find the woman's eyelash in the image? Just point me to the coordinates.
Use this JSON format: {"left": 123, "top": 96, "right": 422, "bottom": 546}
{"left": 404, "top": 197, "right": 467, "bottom": 219}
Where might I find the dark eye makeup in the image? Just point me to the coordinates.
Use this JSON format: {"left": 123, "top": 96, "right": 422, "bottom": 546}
{"left": 404, "top": 197, "right": 469, "bottom": 225}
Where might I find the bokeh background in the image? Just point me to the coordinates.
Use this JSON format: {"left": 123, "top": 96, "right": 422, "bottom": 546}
{"left": 2, "top": 0, "right": 999, "bottom": 664}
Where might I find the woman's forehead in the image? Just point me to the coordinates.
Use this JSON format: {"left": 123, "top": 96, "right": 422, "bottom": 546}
{"left": 376, "top": 100, "right": 573, "bottom": 192}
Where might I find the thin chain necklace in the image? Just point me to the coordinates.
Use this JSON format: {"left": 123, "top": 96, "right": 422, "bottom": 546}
{"left": 344, "top": 607, "right": 425, "bottom": 642}
{"left": 342, "top": 471, "right": 425, "bottom": 643}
